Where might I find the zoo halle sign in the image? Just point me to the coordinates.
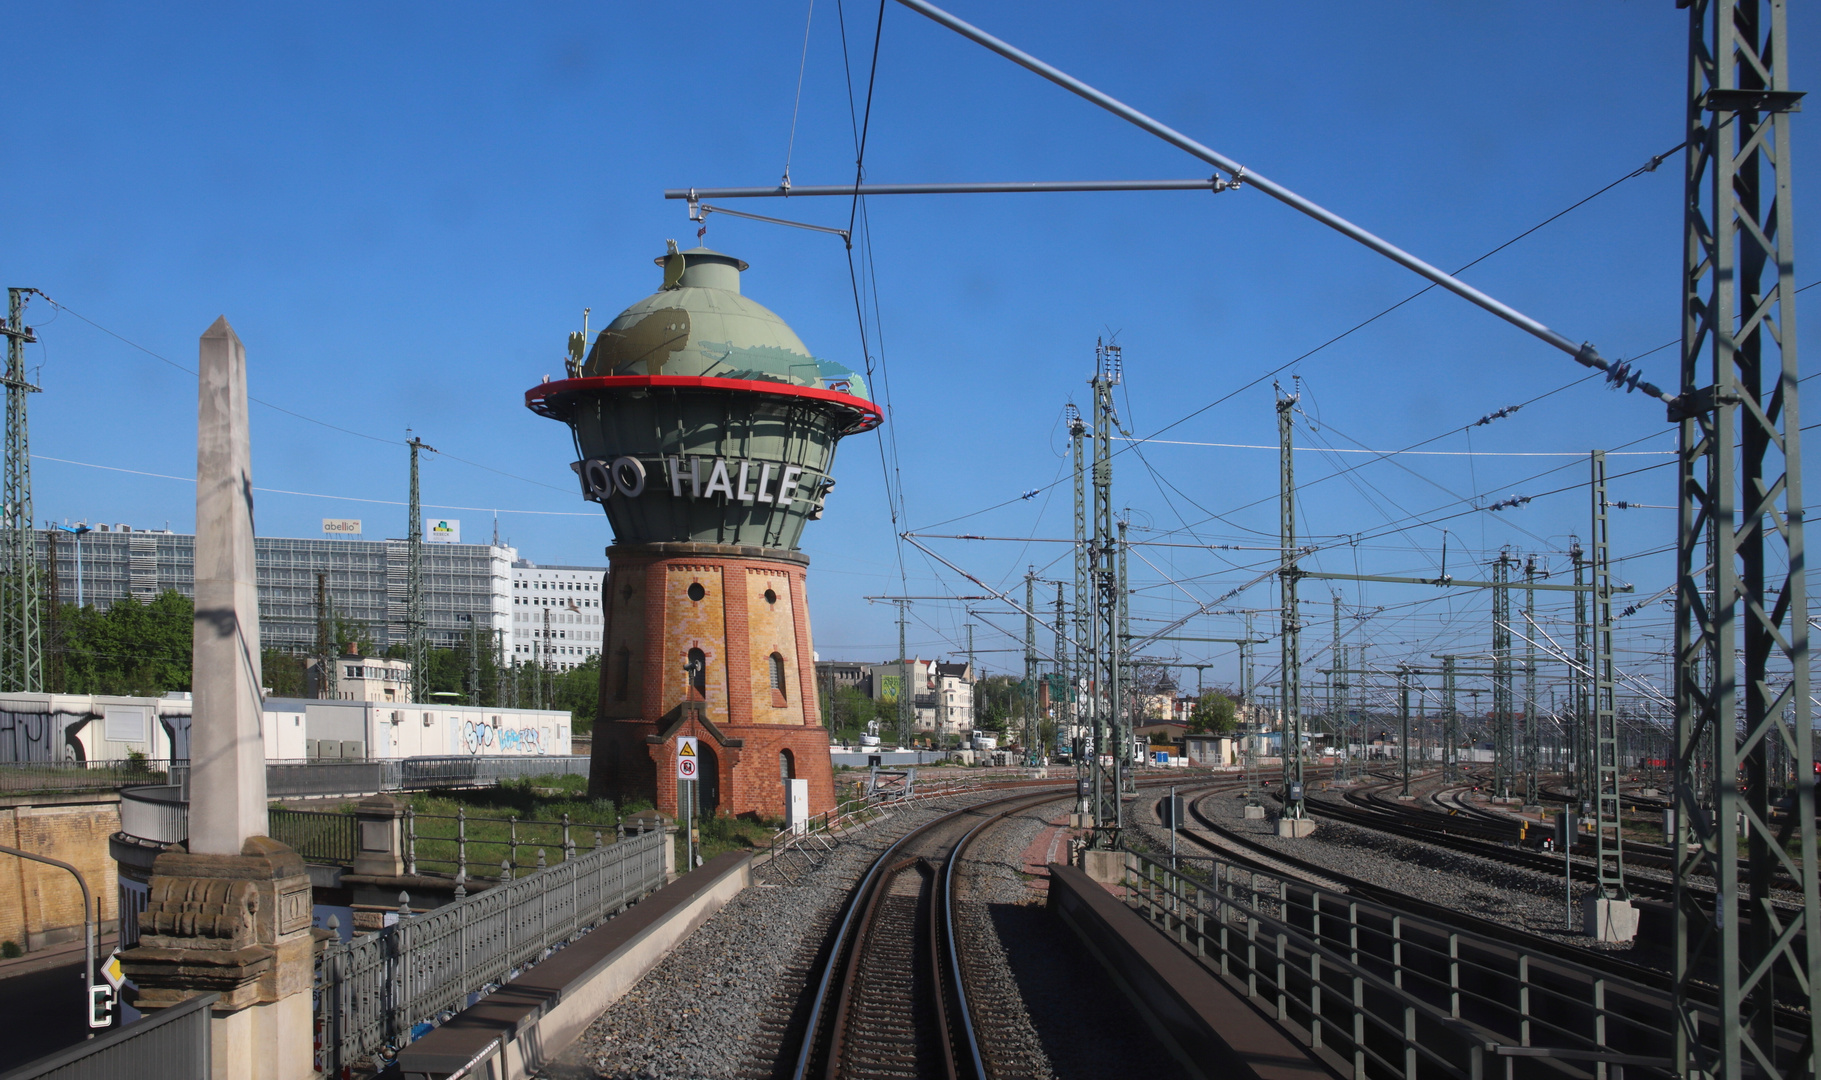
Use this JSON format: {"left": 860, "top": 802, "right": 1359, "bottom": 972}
{"left": 573, "top": 454, "right": 813, "bottom": 506}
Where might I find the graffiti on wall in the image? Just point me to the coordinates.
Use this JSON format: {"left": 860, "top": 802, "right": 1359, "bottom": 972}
{"left": 458, "top": 718, "right": 545, "bottom": 756}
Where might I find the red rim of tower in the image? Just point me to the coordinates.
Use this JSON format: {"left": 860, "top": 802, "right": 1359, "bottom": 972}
{"left": 525, "top": 374, "right": 883, "bottom": 435}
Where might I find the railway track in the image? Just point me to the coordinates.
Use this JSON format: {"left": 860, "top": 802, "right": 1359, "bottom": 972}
{"left": 784, "top": 774, "right": 1225, "bottom": 1079}
{"left": 1150, "top": 782, "right": 1818, "bottom": 1056}
{"left": 784, "top": 792, "right": 1033, "bottom": 1080}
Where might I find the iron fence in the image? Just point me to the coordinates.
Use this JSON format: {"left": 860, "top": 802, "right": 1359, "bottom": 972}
{"left": 1119, "top": 850, "right": 1675, "bottom": 1079}
{"left": 11, "top": 755, "right": 590, "bottom": 805}
{"left": 314, "top": 826, "right": 667, "bottom": 1075}
{"left": 0, "top": 759, "right": 181, "bottom": 794}
{"left": 0, "top": 991, "right": 216, "bottom": 1080}
{"left": 268, "top": 807, "right": 359, "bottom": 864}
{"left": 401, "top": 806, "right": 614, "bottom": 883}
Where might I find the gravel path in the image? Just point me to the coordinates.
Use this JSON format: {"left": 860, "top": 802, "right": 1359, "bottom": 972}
{"left": 953, "top": 795, "right": 1191, "bottom": 1080}
{"left": 539, "top": 796, "right": 1001, "bottom": 1080}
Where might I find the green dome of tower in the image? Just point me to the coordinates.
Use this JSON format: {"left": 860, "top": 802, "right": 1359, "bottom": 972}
{"left": 581, "top": 246, "right": 866, "bottom": 400}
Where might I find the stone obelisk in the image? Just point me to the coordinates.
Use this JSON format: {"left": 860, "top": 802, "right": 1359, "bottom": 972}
{"left": 190, "top": 315, "right": 268, "bottom": 852}
{"left": 120, "top": 318, "right": 315, "bottom": 1080}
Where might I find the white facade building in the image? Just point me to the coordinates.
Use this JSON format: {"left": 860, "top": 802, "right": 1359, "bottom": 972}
{"left": 511, "top": 561, "right": 607, "bottom": 672}
{"left": 263, "top": 699, "right": 571, "bottom": 760}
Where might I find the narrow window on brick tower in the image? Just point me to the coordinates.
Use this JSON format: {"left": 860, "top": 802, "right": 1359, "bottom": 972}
{"left": 615, "top": 646, "right": 631, "bottom": 701}
{"left": 769, "top": 652, "right": 787, "bottom": 706}
{"left": 688, "top": 647, "right": 707, "bottom": 700}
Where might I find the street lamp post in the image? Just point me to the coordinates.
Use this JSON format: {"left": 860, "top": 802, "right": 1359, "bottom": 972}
{"left": 50, "top": 523, "right": 90, "bottom": 607}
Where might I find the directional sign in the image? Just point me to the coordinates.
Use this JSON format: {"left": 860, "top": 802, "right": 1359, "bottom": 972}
{"left": 677, "top": 736, "right": 699, "bottom": 780}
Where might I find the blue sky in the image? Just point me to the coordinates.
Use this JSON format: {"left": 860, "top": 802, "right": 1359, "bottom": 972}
{"left": 4, "top": 2, "right": 1814, "bottom": 706}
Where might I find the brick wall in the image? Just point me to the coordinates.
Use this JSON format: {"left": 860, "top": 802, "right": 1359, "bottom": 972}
{"left": 0, "top": 794, "right": 121, "bottom": 952}
{"left": 587, "top": 544, "right": 835, "bottom": 821}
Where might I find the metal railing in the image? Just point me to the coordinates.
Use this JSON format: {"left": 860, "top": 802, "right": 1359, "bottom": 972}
{"left": 4, "top": 755, "right": 589, "bottom": 801}
{"left": 0, "top": 991, "right": 217, "bottom": 1080}
{"left": 314, "top": 826, "right": 667, "bottom": 1075}
{"left": 268, "top": 807, "right": 358, "bottom": 864}
{"left": 1119, "top": 850, "right": 1674, "bottom": 1079}
{"left": 399, "top": 806, "right": 614, "bottom": 883}
{"left": 118, "top": 785, "right": 188, "bottom": 845}
{"left": 0, "top": 759, "right": 182, "bottom": 794}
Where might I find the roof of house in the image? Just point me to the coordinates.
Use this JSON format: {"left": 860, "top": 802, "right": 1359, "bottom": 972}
{"left": 936, "top": 662, "right": 970, "bottom": 677}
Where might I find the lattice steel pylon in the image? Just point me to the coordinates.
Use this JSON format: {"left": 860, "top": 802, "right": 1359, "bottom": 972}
{"left": 1069, "top": 403, "right": 1091, "bottom": 813}
{"left": 1023, "top": 569, "right": 1038, "bottom": 763}
{"left": 1, "top": 289, "right": 41, "bottom": 694}
{"left": 406, "top": 433, "right": 436, "bottom": 704}
{"left": 1590, "top": 450, "right": 1627, "bottom": 901}
{"left": 1089, "top": 340, "right": 1122, "bottom": 839}
{"left": 1491, "top": 553, "right": 1514, "bottom": 799}
{"left": 1524, "top": 555, "right": 1540, "bottom": 806}
{"left": 1442, "top": 655, "right": 1458, "bottom": 783}
{"left": 1276, "top": 382, "right": 1305, "bottom": 820}
{"left": 1672, "top": 1, "right": 1819, "bottom": 1074}
{"left": 1572, "top": 540, "right": 1591, "bottom": 802}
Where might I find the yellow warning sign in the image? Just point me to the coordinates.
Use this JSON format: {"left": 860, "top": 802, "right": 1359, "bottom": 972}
{"left": 677, "top": 736, "right": 699, "bottom": 779}
{"left": 678, "top": 741, "right": 697, "bottom": 758}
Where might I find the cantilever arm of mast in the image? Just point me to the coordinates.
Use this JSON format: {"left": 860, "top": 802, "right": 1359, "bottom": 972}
{"left": 1297, "top": 570, "right": 1631, "bottom": 594}
{"left": 665, "top": 179, "right": 1231, "bottom": 199}
{"left": 882, "top": 0, "right": 1672, "bottom": 406}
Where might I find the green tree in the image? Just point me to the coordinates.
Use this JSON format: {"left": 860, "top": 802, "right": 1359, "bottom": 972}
{"left": 1188, "top": 689, "right": 1238, "bottom": 735}
{"left": 57, "top": 590, "right": 194, "bottom": 696}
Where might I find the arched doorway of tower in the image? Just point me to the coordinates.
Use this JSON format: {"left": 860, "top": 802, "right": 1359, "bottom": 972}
{"left": 697, "top": 740, "right": 721, "bottom": 815}
{"left": 779, "top": 748, "right": 795, "bottom": 814}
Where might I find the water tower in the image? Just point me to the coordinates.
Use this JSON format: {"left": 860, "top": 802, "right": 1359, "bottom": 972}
{"left": 526, "top": 244, "right": 879, "bottom": 821}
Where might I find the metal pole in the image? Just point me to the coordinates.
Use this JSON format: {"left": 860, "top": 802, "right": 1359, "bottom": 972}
{"left": 1590, "top": 451, "right": 1627, "bottom": 901}
{"left": 0, "top": 845, "right": 95, "bottom": 1035}
{"left": 1024, "top": 569, "right": 1037, "bottom": 764}
{"left": 1492, "top": 553, "right": 1514, "bottom": 800}
{"left": 666, "top": 178, "right": 1232, "bottom": 199}
{"left": 406, "top": 433, "right": 436, "bottom": 705}
{"left": 1277, "top": 384, "right": 1305, "bottom": 822}
{"left": 1524, "top": 556, "right": 1539, "bottom": 807}
{"left": 1399, "top": 666, "right": 1411, "bottom": 798}
{"left": 897, "top": 600, "right": 911, "bottom": 747}
{"left": 1, "top": 289, "right": 41, "bottom": 695}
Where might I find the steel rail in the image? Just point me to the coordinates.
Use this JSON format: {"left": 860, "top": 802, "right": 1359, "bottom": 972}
{"left": 789, "top": 785, "right": 1073, "bottom": 1080}
{"left": 887, "top": 0, "right": 1671, "bottom": 404}
{"left": 1165, "top": 783, "right": 1817, "bottom": 1039}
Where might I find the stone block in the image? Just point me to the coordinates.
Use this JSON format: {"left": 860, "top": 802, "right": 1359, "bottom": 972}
{"left": 1242, "top": 803, "right": 1267, "bottom": 819}
{"left": 1081, "top": 849, "right": 1127, "bottom": 885}
{"left": 1276, "top": 818, "right": 1317, "bottom": 838}
{"left": 1069, "top": 813, "right": 1092, "bottom": 829}
{"left": 1583, "top": 896, "right": 1639, "bottom": 943}
{"left": 351, "top": 794, "right": 406, "bottom": 878}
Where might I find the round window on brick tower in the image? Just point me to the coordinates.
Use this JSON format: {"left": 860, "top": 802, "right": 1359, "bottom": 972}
{"left": 763, "top": 588, "right": 777, "bottom": 605}
{"left": 688, "top": 582, "right": 706, "bottom": 602}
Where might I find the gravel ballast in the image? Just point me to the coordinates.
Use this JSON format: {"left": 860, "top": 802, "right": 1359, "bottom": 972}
{"left": 1134, "top": 782, "right": 1649, "bottom": 961}
{"left": 953, "top": 796, "right": 1191, "bottom": 1080}
{"left": 542, "top": 788, "right": 1193, "bottom": 1079}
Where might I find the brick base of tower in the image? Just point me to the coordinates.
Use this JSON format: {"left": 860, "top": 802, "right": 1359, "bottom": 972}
{"left": 586, "top": 542, "right": 836, "bottom": 821}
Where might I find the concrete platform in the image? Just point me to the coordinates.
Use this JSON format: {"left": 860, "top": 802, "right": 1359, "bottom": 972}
{"left": 1048, "top": 862, "right": 1330, "bottom": 1080}
{"left": 394, "top": 851, "right": 752, "bottom": 1080}
{"left": 1276, "top": 818, "right": 1317, "bottom": 838}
